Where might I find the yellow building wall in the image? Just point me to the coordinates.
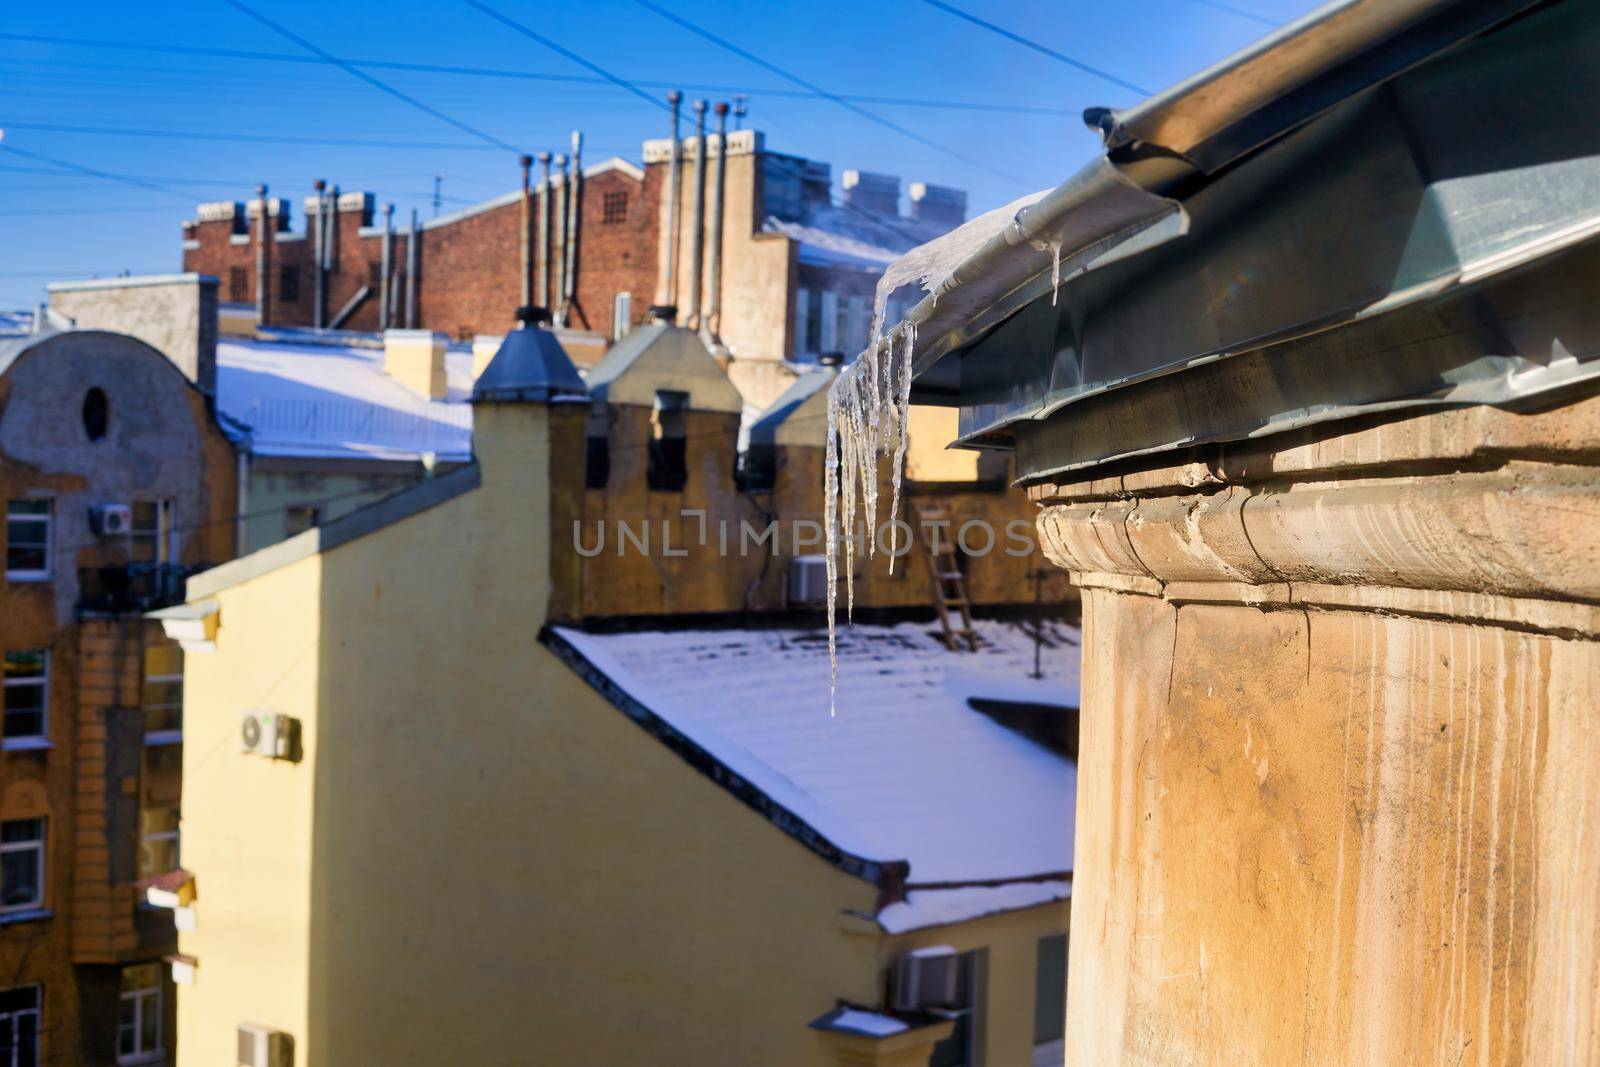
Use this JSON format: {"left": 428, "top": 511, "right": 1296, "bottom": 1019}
{"left": 175, "top": 551, "right": 322, "bottom": 1065}
{"left": 179, "top": 402, "right": 902, "bottom": 1065}
{"left": 885, "top": 900, "right": 1070, "bottom": 1067}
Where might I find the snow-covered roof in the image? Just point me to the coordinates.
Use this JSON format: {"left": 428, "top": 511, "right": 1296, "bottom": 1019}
{"left": 217, "top": 336, "right": 473, "bottom": 462}
{"left": 548, "top": 617, "right": 1078, "bottom": 927}
{"left": 0, "top": 311, "right": 34, "bottom": 336}
{"left": 764, "top": 206, "right": 950, "bottom": 273}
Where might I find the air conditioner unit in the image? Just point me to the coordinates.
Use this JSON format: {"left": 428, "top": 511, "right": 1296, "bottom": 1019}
{"left": 787, "top": 554, "right": 829, "bottom": 607}
{"left": 891, "top": 945, "right": 958, "bottom": 1012}
{"left": 240, "top": 711, "right": 298, "bottom": 760}
{"left": 91, "top": 503, "right": 134, "bottom": 537}
{"left": 237, "top": 1023, "right": 293, "bottom": 1067}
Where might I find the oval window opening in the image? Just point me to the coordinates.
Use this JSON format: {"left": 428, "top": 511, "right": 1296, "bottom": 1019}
{"left": 82, "top": 387, "right": 109, "bottom": 441}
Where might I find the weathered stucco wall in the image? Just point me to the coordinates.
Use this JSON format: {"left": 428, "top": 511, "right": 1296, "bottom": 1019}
{"left": 1031, "top": 397, "right": 1600, "bottom": 1064}
{"left": 48, "top": 275, "right": 219, "bottom": 394}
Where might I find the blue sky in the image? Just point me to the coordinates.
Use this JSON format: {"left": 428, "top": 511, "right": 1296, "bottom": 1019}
{"left": 0, "top": 0, "right": 1322, "bottom": 308}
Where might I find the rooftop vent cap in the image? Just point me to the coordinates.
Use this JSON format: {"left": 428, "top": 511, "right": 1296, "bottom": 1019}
{"left": 516, "top": 305, "right": 553, "bottom": 329}
{"left": 649, "top": 304, "right": 678, "bottom": 324}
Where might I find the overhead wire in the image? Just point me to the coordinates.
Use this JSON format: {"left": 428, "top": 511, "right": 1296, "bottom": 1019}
{"left": 629, "top": 0, "right": 1035, "bottom": 188}
{"left": 0, "top": 31, "right": 1073, "bottom": 116}
{"left": 218, "top": 0, "right": 527, "bottom": 155}
{"left": 915, "top": 0, "right": 1150, "bottom": 95}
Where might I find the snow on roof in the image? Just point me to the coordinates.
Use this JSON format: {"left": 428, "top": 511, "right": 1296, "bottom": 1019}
{"left": 764, "top": 205, "right": 951, "bottom": 273}
{"left": 551, "top": 618, "right": 1078, "bottom": 893}
{"left": 877, "top": 879, "right": 1070, "bottom": 935}
{"left": 217, "top": 337, "right": 473, "bottom": 462}
{"left": 0, "top": 311, "right": 34, "bottom": 336}
{"left": 810, "top": 1007, "right": 910, "bottom": 1037}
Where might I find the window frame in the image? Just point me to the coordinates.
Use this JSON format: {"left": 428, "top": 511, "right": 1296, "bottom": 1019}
{"left": 601, "top": 190, "right": 628, "bottom": 225}
{"left": 141, "top": 643, "right": 182, "bottom": 746}
{"left": 612, "top": 291, "right": 632, "bottom": 342}
{"left": 129, "top": 498, "right": 175, "bottom": 565}
{"left": 5, "top": 499, "right": 51, "bottom": 582}
{"left": 2, "top": 651, "right": 49, "bottom": 749}
{"left": 0, "top": 818, "right": 46, "bottom": 917}
{"left": 228, "top": 266, "right": 249, "bottom": 304}
{"left": 137, "top": 808, "right": 181, "bottom": 883}
{"left": 0, "top": 985, "right": 40, "bottom": 1067}
{"left": 116, "top": 968, "right": 164, "bottom": 1065}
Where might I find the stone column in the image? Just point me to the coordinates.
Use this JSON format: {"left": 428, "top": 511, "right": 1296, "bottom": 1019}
{"left": 1031, "top": 397, "right": 1600, "bottom": 1064}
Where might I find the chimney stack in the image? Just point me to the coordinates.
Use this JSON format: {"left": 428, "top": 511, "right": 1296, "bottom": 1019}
{"left": 706, "top": 101, "right": 729, "bottom": 344}
{"left": 908, "top": 181, "right": 968, "bottom": 226}
{"left": 841, "top": 170, "right": 900, "bottom": 218}
{"left": 383, "top": 329, "right": 448, "bottom": 400}
{"left": 658, "top": 90, "right": 684, "bottom": 316}
{"left": 379, "top": 202, "right": 395, "bottom": 330}
{"left": 563, "top": 130, "right": 582, "bottom": 326}
{"left": 254, "top": 182, "right": 271, "bottom": 326}
{"left": 519, "top": 154, "right": 534, "bottom": 310}
{"left": 553, "top": 153, "right": 570, "bottom": 327}
{"left": 537, "top": 151, "right": 553, "bottom": 309}
{"left": 312, "top": 179, "right": 327, "bottom": 329}
{"left": 687, "top": 100, "right": 708, "bottom": 330}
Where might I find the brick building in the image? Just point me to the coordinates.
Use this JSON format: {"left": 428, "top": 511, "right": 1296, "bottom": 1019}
{"left": 0, "top": 299, "right": 239, "bottom": 1065}
{"left": 180, "top": 117, "right": 966, "bottom": 410}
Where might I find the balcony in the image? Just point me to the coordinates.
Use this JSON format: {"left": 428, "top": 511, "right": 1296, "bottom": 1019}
{"left": 77, "top": 563, "right": 194, "bottom": 615}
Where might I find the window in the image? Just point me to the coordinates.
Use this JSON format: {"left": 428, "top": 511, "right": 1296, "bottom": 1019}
{"left": 0, "top": 819, "right": 44, "bottom": 915}
{"left": 82, "top": 387, "right": 110, "bottom": 442}
{"left": 1033, "top": 934, "right": 1067, "bottom": 1051}
{"left": 142, "top": 643, "right": 182, "bottom": 740}
{"left": 602, "top": 190, "right": 628, "bottom": 224}
{"left": 612, "top": 291, "right": 632, "bottom": 342}
{"left": 228, "top": 267, "right": 249, "bottom": 304}
{"left": 647, "top": 390, "right": 689, "bottom": 492}
{"left": 137, "top": 808, "right": 180, "bottom": 883}
{"left": 117, "top": 964, "right": 163, "bottom": 1064}
{"left": 929, "top": 949, "right": 984, "bottom": 1067}
{"left": 279, "top": 265, "right": 300, "bottom": 304}
{"left": 3, "top": 652, "right": 47, "bottom": 745}
{"left": 0, "top": 986, "right": 39, "bottom": 1067}
{"left": 5, "top": 500, "right": 50, "bottom": 580}
{"left": 130, "top": 500, "right": 173, "bottom": 564}
{"left": 284, "top": 505, "right": 321, "bottom": 538}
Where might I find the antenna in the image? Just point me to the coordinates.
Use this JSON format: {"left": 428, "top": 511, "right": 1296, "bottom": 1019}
{"left": 732, "top": 94, "right": 748, "bottom": 130}
{"left": 432, "top": 172, "right": 444, "bottom": 217}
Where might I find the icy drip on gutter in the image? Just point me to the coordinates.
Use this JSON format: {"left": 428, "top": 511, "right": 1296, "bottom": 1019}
{"left": 823, "top": 189, "right": 1051, "bottom": 710}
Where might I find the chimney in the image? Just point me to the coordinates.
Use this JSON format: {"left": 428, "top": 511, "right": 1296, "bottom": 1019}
{"left": 253, "top": 183, "right": 272, "bottom": 326}
{"left": 336, "top": 190, "right": 375, "bottom": 227}
{"left": 46, "top": 274, "right": 220, "bottom": 393}
{"left": 908, "top": 181, "right": 967, "bottom": 227}
{"left": 311, "top": 179, "right": 327, "bottom": 329}
{"left": 658, "top": 90, "right": 684, "bottom": 313}
{"left": 553, "top": 153, "right": 570, "bottom": 327}
{"left": 841, "top": 170, "right": 900, "bottom": 217}
{"left": 687, "top": 100, "right": 708, "bottom": 329}
{"left": 537, "top": 152, "right": 553, "bottom": 309}
{"left": 563, "top": 131, "right": 582, "bottom": 325}
{"left": 383, "top": 328, "right": 448, "bottom": 400}
{"left": 706, "top": 101, "right": 729, "bottom": 343}
{"left": 378, "top": 202, "right": 395, "bottom": 330}
{"left": 519, "top": 154, "right": 533, "bottom": 310}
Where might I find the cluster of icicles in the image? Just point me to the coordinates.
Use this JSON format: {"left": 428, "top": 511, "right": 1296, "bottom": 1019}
{"left": 823, "top": 293, "right": 916, "bottom": 715}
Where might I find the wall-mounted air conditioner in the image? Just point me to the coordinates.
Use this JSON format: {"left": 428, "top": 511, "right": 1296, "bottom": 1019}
{"left": 90, "top": 503, "right": 133, "bottom": 536}
{"left": 237, "top": 1023, "right": 293, "bottom": 1067}
{"left": 240, "top": 711, "right": 299, "bottom": 761}
{"left": 787, "top": 554, "right": 828, "bottom": 607}
{"left": 891, "top": 945, "right": 958, "bottom": 1011}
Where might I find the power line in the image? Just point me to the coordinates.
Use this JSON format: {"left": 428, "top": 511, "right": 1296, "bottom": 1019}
{"left": 0, "top": 142, "right": 203, "bottom": 201}
{"left": 630, "top": 0, "right": 1034, "bottom": 188}
{"left": 219, "top": 0, "right": 526, "bottom": 154}
{"left": 0, "top": 120, "right": 504, "bottom": 152}
{"left": 0, "top": 36, "right": 1075, "bottom": 117}
{"left": 916, "top": 0, "right": 1150, "bottom": 96}
{"left": 461, "top": 0, "right": 671, "bottom": 114}
{"left": 1183, "top": 0, "right": 1280, "bottom": 28}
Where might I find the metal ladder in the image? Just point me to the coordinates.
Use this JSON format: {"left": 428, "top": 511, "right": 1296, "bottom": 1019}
{"left": 913, "top": 503, "right": 978, "bottom": 651}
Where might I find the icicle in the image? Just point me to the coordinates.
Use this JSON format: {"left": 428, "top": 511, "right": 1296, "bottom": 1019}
{"left": 886, "top": 321, "right": 915, "bottom": 574}
{"left": 1051, "top": 240, "right": 1063, "bottom": 306}
{"left": 824, "top": 386, "right": 839, "bottom": 716}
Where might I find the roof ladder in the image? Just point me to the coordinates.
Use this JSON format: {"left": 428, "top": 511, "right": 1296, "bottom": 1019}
{"left": 913, "top": 503, "right": 978, "bottom": 652}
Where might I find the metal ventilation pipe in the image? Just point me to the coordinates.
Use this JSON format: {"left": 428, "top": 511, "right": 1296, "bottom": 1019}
{"left": 379, "top": 202, "right": 394, "bottom": 330}
{"left": 326, "top": 184, "right": 339, "bottom": 322}
{"left": 687, "top": 99, "right": 708, "bottom": 330}
{"left": 519, "top": 154, "right": 533, "bottom": 310}
{"left": 553, "top": 153, "right": 570, "bottom": 327}
{"left": 707, "top": 101, "right": 729, "bottom": 343}
{"left": 537, "top": 151, "right": 553, "bottom": 309}
{"left": 311, "top": 179, "right": 326, "bottom": 329}
{"left": 255, "top": 182, "right": 271, "bottom": 326}
{"left": 659, "top": 90, "right": 683, "bottom": 315}
{"left": 406, "top": 208, "right": 419, "bottom": 329}
{"left": 563, "top": 129, "right": 582, "bottom": 325}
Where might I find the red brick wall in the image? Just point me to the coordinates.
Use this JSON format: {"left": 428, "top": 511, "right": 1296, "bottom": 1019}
{"left": 181, "top": 163, "right": 661, "bottom": 341}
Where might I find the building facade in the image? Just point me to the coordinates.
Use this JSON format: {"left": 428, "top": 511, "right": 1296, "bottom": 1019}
{"left": 163, "top": 323, "right": 1075, "bottom": 1066}
{"left": 0, "top": 323, "right": 238, "bottom": 1066}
